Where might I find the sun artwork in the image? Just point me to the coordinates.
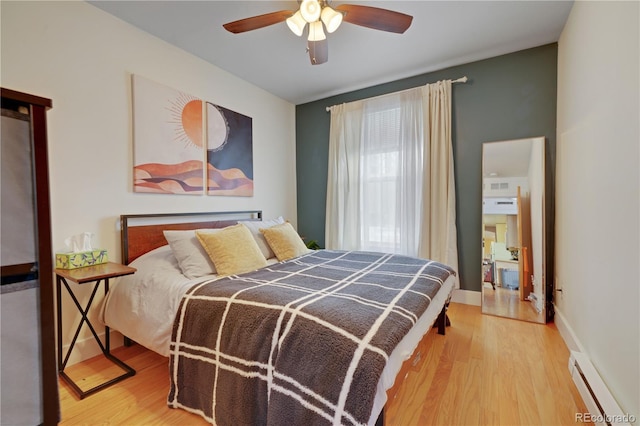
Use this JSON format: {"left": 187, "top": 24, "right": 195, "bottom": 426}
{"left": 181, "top": 100, "right": 203, "bottom": 147}
{"left": 168, "top": 96, "right": 229, "bottom": 152}
{"left": 171, "top": 99, "right": 204, "bottom": 148}
{"left": 132, "top": 93, "right": 207, "bottom": 194}
{"left": 169, "top": 93, "right": 203, "bottom": 149}
{"left": 136, "top": 83, "right": 248, "bottom": 195}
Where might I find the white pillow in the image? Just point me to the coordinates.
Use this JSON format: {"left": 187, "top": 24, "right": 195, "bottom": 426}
{"left": 163, "top": 229, "right": 221, "bottom": 279}
{"left": 238, "top": 216, "right": 285, "bottom": 259}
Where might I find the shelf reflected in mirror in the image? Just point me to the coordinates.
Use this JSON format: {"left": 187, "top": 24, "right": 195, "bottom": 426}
{"left": 481, "top": 136, "right": 546, "bottom": 323}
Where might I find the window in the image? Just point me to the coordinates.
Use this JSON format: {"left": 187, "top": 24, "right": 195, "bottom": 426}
{"left": 326, "top": 80, "right": 457, "bottom": 278}
{"left": 359, "top": 105, "right": 421, "bottom": 254}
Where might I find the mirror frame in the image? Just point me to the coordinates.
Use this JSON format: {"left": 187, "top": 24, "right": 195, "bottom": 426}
{"left": 481, "top": 136, "right": 547, "bottom": 323}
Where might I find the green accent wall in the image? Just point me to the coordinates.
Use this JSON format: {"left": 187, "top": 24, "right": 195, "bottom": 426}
{"left": 296, "top": 44, "right": 557, "bottom": 292}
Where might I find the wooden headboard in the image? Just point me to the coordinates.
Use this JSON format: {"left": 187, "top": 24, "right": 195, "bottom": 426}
{"left": 120, "top": 210, "right": 262, "bottom": 264}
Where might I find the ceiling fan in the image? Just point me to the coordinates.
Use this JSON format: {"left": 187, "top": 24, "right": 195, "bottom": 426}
{"left": 222, "top": 1, "right": 413, "bottom": 65}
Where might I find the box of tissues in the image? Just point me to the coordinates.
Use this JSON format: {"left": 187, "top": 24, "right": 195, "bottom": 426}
{"left": 55, "top": 250, "right": 108, "bottom": 269}
{"left": 55, "top": 232, "right": 108, "bottom": 269}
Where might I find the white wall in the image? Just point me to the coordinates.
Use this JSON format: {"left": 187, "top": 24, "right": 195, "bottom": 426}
{"left": 556, "top": 0, "right": 639, "bottom": 418}
{"left": 1, "top": 1, "right": 297, "bottom": 363}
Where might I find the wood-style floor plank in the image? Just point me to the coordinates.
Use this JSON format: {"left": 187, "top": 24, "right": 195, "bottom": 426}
{"left": 59, "top": 303, "right": 590, "bottom": 425}
{"left": 59, "top": 345, "right": 207, "bottom": 426}
{"left": 481, "top": 284, "right": 544, "bottom": 323}
{"left": 385, "top": 303, "right": 590, "bottom": 426}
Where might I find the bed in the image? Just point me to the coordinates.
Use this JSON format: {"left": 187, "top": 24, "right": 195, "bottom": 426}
{"left": 100, "top": 211, "right": 456, "bottom": 426}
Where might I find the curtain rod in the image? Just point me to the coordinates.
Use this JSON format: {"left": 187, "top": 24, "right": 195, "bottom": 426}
{"left": 325, "top": 76, "right": 469, "bottom": 112}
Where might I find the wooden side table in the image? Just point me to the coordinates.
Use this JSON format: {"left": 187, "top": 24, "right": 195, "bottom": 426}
{"left": 55, "top": 262, "right": 137, "bottom": 399}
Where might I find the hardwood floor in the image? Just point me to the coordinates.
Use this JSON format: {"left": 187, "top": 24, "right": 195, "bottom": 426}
{"left": 58, "top": 344, "right": 205, "bottom": 425}
{"left": 481, "top": 283, "right": 544, "bottom": 323}
{"left": 59, "top": 303, "right": 589, "bottom": 425}
{"left": 385, "top": 303, "right": 589, "bottom": 425}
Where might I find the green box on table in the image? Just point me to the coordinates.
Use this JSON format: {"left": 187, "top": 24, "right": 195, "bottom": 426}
{"left": 55, "top": 249, "right": 108, "bottom": 269}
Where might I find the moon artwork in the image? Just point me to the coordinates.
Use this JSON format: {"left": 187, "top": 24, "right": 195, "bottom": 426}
{"left": 132, "top": 75, "right": 253, "bottom": 196}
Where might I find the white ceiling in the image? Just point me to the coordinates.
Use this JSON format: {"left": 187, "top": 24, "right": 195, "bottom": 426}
{"left": 88, "top": 1, "right": 573, "bottom": 105}
{"left": 482, "top": 137, "right": 534, "bottom": 178}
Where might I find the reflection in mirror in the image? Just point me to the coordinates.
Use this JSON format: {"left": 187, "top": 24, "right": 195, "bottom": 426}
{"left": 481, "top": 137, "right": 546, "bottom": 323}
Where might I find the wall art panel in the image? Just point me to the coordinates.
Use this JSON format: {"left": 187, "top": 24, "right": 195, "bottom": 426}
{"left": 132, "top": 75, "right": 253, "bottom": 196}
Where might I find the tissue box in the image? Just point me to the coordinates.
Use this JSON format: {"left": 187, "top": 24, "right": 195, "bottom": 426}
{"left": 55, "top": 249, "right": 108, "bottom": 269}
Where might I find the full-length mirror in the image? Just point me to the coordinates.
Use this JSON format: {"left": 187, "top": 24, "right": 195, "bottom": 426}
{"left": 481, "top": 137, "right": 545, "bottom": 323}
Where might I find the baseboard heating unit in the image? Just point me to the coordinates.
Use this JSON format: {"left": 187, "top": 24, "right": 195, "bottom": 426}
{"left": 568, "top": 351, "right": 632, "bottom": 425}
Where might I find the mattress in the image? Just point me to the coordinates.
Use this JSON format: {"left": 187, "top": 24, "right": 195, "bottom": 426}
{"left": 100, "top": 245, "right": 454, "bottom": 425}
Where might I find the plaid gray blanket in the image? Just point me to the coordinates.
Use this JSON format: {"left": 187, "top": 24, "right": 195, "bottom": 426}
{"left": 168, "top": 250, "right": 455, "bottom": 425}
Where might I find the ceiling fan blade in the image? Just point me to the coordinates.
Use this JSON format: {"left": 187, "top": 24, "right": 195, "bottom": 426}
{"left": 334, "top": 4, "right": 413, "bottom": 34}
{"left": 308, "top": 39, "right": 328, "bottom": 65}
{"left": 223, "top": 10, "right": 295, "bottom": 34}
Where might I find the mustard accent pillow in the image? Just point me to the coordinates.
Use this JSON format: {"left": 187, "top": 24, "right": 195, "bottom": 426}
{"left": 196, "top": 224, "right": 267, "bottom": 277}
{"left": 238, "top": 216, "right": 285, "bottom": 259}
{"left": 260, "top": 222, "right": 311, "bottom": 262}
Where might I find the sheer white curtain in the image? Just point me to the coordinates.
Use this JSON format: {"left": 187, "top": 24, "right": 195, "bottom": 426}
{"left": 325, "top": 80, "right": 459, "bottom": 283}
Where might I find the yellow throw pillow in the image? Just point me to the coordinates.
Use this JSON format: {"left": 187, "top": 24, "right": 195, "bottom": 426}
{"left": 196, "top": 224, "right": 267, "bottom": 277}
{"left": 260, "top": 222, "right": 311, "bottom": 262}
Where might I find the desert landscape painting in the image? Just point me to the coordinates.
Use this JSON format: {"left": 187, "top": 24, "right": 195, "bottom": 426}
{"left": 132, "top": 75, "right": 253, "bottom": 196}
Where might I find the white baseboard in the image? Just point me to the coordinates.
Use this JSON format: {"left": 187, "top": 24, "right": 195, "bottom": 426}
{"left": 451, "top": 289, "right": 481, "bottom": 306}
{"left": 63, "top": 330, "right": 124, "bottom": 366}
{"left": 553, "top": 304, "right": 586, "bottom": 353}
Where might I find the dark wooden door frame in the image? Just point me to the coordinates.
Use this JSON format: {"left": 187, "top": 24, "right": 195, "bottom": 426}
{"left": 1, "top": 88, "right": 59, "bottom": 425}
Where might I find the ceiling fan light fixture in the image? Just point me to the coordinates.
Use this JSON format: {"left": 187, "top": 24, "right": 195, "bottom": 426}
{"left": 222, "top": 3, "right": 414, "bottom": 65}
{"left": 286, "top": 11, "right": 306, "bottom": 36}
{"left": 320, "top": 6, "right": 342, "bottom": 33}
{"left": 307, "top": 20, "right": 326, "bottom": 41}
{"left": 300, "top": 0, "right": 321, "bottom": 23}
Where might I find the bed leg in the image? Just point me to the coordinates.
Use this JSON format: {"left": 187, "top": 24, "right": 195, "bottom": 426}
{"left": 435, "top": 302, "right": 451, "bottom": 335}
{"left": 375, "top": 407, "right": 385, "bottom": 426}
{"left": 124, "top": 336, "right": 133, "bottom": 347}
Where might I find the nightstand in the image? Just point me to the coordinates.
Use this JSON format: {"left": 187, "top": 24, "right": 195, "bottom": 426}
{"left": 55, "top": 262, "right": 137, "bottom": 399}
